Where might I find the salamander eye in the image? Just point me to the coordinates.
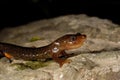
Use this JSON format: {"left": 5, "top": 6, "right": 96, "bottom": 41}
{"left": 76, "top": 33, "right": 81, "bottom": 35}
{"left": 70, "top": 36, "right": 77, "bottom": 41}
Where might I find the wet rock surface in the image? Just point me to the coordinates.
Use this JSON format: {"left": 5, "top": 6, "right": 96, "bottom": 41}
{"left": 0, "top": 14, "right": 120, "bottom": 80}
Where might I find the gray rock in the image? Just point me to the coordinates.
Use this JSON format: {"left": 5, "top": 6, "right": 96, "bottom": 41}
{"left": 0, "top": 14, "right": 120, "bottom": 80}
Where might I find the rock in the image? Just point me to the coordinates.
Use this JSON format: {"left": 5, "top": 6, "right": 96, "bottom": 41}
{"left": 0, "top": 14, "right": 120, "bottom": 80}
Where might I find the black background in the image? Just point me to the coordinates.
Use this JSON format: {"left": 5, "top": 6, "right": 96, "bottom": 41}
{"left": 1, "top": 0, "right": 120, "bottom": 29}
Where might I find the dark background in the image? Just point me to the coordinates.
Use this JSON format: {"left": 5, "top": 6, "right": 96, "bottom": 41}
{"left": 1, "top": 0, "right": 120, "bottom": 29}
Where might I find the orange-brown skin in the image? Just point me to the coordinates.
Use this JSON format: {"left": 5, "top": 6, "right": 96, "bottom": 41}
{"left": 0, "top": 33, "right": 86, "bottom": 67}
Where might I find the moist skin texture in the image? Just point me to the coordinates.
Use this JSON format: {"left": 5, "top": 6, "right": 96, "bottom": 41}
{"left": 0, "top": 33, "right": 86, "bottom": 67}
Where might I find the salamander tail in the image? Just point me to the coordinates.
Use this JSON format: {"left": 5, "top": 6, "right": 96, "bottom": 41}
{"left": 0, "top": 50, "right": 5, "bottom": 58}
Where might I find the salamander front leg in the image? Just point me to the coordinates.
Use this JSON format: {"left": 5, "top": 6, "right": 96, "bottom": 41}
{"left": 61, "top": 50, "right": 74, "bottom": 58}
{"left": 52, "top": 51, "right": 71, "bottom": 67}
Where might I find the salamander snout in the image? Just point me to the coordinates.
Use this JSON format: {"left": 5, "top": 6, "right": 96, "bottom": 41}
{"left": 81, "top": 34, "right": 86, "bottom": 39}
{"left": 76, "top": 33, "right": 86, "bottom": 38}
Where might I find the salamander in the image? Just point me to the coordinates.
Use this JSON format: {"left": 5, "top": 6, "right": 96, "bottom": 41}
{"left": 0, "top": 33, "right": 86, "bottom": 67}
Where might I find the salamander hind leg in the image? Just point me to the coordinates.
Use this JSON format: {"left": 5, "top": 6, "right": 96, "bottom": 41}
{"left": 4, "top": 53, "right": 13, "bottom": 59}
{"left": 2, "top": 52, "right": 13, "bottom": 62}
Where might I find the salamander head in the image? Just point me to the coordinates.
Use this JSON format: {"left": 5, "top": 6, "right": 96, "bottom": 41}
{"left": 53, "top": 33, "right": 86, "bottom": 50}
